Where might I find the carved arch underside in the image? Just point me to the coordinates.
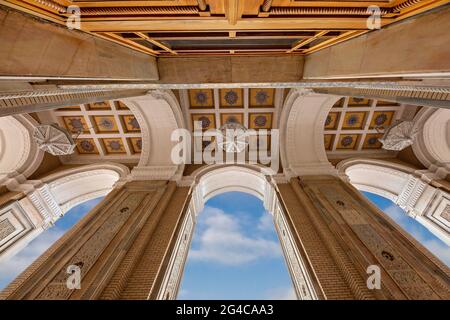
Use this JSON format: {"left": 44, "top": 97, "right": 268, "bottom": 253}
{"left": 337, "top": 158, "right": 414, "bottom": 202}
{"left": 337, "top": 158, "right": 450, "bottom": 246}
{"left": 157, "top": 164, "right": 320, "bottom": 301}
{"left": 124, "top": 90, "right": 186, "bottom": 181}
{"left": 42, "top": 162, "right": 130, "bottom": 213}
{"left": 0, "top": 114, "right": 44, "bottom": 184}
{"left": 413, "top": 107, "right": 450, "bottom": 178}
{"left": 279, "top": 89, "right": 339, "bottom": 178}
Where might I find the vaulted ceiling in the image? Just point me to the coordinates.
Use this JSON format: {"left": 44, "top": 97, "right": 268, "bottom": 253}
{"left": 3, "top": 0, "right": 447, "bottom": 56}
{"left": 37, "top": 100, "right": 143, "bottom": 163}
{"left": 323, "top": 97, "right": 418, "bottom": 159}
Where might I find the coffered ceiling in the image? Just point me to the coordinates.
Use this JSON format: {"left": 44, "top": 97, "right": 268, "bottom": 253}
{"left": 178, "top": 87, "right": 282, "bottom": 152}
{"left": 323, "top": 97, "right": 412, "bottom": 158}
{"left": 3, "top": 0, "right": 447, "bottom": 56}
{"left": 37, "top": 100, "right": 142, "bottom": 163}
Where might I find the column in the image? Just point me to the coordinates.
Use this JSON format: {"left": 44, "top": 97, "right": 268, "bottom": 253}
{"left": 0, "top": 179, "right": 190, "bottom": 300}
{"left": 276, "top": 175, "right": 450, "bottom": 300}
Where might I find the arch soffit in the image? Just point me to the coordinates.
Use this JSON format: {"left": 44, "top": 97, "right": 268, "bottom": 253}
{"left": 279, "top": 89, "right": 340, "bottom": 177}
{"left": 0, "top": 114, "right": 44, "bottom": 180}
{"left": 41, "top": 162, "right": 130, "bottom": 213}
{"left": 186, "top": 164, "right": 275, "bottom": 215}
{"left": 337, "top": 158, "right": 415, "bottom": 201}
{"left": 412, "top": 107, "right": 450, "bottom": 174}
{"left": 123, "top": 90, "right": 186, "bottom": 180}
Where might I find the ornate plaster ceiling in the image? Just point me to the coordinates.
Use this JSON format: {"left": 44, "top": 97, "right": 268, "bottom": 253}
{"left": 323, "top": 97, "right": 416, "bottom": 158}
{"left": 3, "top": 0, "right": 447, "bottom": 56}
{"left": 36, "top": 100, "right": 142, "bottom": 163}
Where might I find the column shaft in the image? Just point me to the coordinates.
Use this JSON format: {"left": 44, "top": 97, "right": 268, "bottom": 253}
{"left": 279, "top": 175, "right": 450, "bottom": 300}
{"left": 0, "top": 180, "right": 190, "bottom": 300}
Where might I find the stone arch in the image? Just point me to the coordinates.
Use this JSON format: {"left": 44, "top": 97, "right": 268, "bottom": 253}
{"left": 337, "top": 158, "right": 414, "bottom": 202}
{"left": 123, "top": 90, "right": 186, "bottom": 181}
{"left": 279, "top": 89, "right": 339, "bottom": 178}
{"left": 412, "top": 107, "right": 450, "bottom": 178}
{"left": 0, "top": 114, "right": 44, "bottom": 184}
{"left": 157, "top": 164, "right": 320, "bottom": 301}
{"left": 185, "top": 163, "right": 275, "bottom": 215}
{"left": 0, "top": 162, "right": 129, "bottom": 261}
{"left": 337, "top": 158, "right": 450, "bottom": 245}
{"left": 41, "top": 162, "right": 130, "bottom": 213}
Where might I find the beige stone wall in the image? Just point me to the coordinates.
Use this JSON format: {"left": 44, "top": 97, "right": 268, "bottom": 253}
{"left": 0, "top": 7, "right": 158, "bottom": 80}
{"left": 303, "top": 6, "right": 450, "bottom": 79}
{"left": 0, "top": 180, "right": 189, "bottom": 300}
{"left": 158, "top": 55, "right": 303, "bottom": 83}
{"left": 279, "top": 176, "right": 450, "bottom": 299}
{"left": 1, "top": 174, "right": 448, "bottom": 300}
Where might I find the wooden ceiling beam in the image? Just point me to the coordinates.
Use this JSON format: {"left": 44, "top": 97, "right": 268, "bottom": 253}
{"left": 226, "top": 0, "right": 241, "bottom": 26}
{"left": 100, "top": 32, "right": 160, "bottom": 56}
{"left": 287, "top": 30, "right": 328, "bottom": 53}
{"left": 302, "top": 30, "right": 366, "bottom": 54}
{"left": 81, "top": 18, "right": 374, "bottom": 32}
{"left": 135, "top": 32, "right": 177, "bottom": 55}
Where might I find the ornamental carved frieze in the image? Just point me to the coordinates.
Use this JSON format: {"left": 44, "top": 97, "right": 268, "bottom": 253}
{"left": 316, "top": 184, "right": 445, "bottom": 299}
{"left": 0, "top": 219, "right": 15, "bottom": 242}
{"left": 36, "top": 192, "right": 148, "bottom": 299}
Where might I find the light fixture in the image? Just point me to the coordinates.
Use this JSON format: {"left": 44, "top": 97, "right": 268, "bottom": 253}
{"left": 33, "top": 123, "right": 77, "bottom": 156}
{"left": 217, "top": 122, "right": 248, "bottom": 153}
{"left": 378, "top": 120, "right": 418, "bottom": 151}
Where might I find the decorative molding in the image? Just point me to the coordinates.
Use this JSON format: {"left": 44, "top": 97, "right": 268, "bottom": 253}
{"left": 58, "top": 82, "right": 449, "bottom": 92}
{"left": 0, "top": 201, "right": 36, "bottom": 262}
{"left": 0, "top": 88, "right": 148, "bottom": 117}
{"left": 124, "top": 90, "right": 185, "bottom": 178}
{"left": 147, "top": 89, "right": 167, "bottom": 100}
{"left": 397, "top": 175, "right": 427, "bottom": 213}
{"left": 81, "top": 6, "right": 200, "bottom": 16}
{"left": 269, "top": 6, "right": 390, "bottom": 16}
{"left": 337, "top": 157, "right": 450, "bottom": 245}
{"left": 0, "top": 219, "right": 15, "bottom": 242}
{"left": 412, "top": 107, "right": 450, "bottom": 177}
{"left": 274, "top": 204, "right": 318, "bottom": 300}
{"left": 0, "top": 114, "right": 44, "bottom": 183}
{"left": 131, "top": 166, "right": 179, "bottom": 181}
{"left": 157, "top": 209, "right": 195, "bottom": 300}
{"left": 27, "top": 184, "right": 63, "bottom": 223}
{"left": 280, "top": 89, "right": 337, "bottom": 177}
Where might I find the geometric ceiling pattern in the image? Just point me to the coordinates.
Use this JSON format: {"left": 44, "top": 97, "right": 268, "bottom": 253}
{"left": 39, "top": 100, "right": 142, "bottom": 163}
{"left": 324, "top": 97, "right": 404, "bottom": 157}
{"left": 180, "top": 88, "right": 282, "bottom": 151}
{"left": 4, "top": 0, "right": 445, "bottom": 56}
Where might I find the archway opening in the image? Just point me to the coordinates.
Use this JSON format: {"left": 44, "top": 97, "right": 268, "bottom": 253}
{"left": 0, "top": 197, "right": 104, "bottom": 290}
{"left": 178, "top": 191, "right": 295, "bottom": 300}
{"left": 158, "top": 165, "right": 319, "bottom": 300}
{"left": 362, "top": 191, "right": 450, "bottom": 267}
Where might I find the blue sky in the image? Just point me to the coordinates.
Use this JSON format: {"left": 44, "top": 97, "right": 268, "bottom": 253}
{"left": 178, "top": 192, "right": 295, "bottom": 300}
{"left": 363, "top": 191, "right": 450, "bottom": 267}
{"left": 0, "top": 197, "right": 103, "bottom": 290}
{"left": 0, "top": 191, "right": 449, "bottom": 297}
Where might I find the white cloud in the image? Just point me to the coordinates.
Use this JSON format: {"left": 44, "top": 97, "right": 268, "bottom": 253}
{"left": 264, "top": 286, "right": 297, "bottom": 300}
{"left": 0, "top": 229, "right": 64, "bottom": 289}
{"left": 189, "top": 207, "right": 281, "bottom": 266}
{"left": 257, "top": 212, "right": 274, "bottom": 232}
